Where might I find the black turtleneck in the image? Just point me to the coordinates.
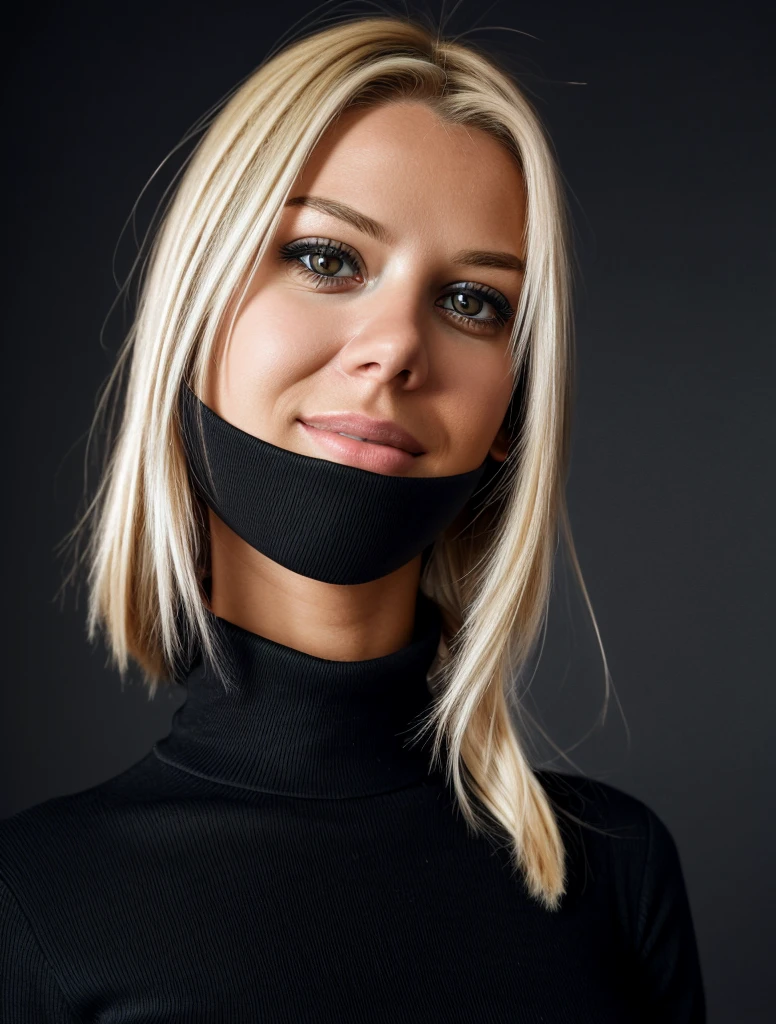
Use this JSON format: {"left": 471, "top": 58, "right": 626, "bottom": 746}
{"left": 1, "top": 590, "right": 706, "bottom": 1022}
{"left": 153, "top": 591, "right": 444, "bottom": 800}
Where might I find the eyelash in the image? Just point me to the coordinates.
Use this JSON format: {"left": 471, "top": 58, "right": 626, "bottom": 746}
{"left": 276, "top": 237, "right": 515, "bottom": 331}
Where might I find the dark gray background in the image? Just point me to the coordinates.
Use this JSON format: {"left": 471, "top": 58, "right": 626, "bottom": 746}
{"left": 2, "top": 1, "right": 772, "bottom": 1020}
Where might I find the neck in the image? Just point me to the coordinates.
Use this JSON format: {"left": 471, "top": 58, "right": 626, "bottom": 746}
{"left": 155, "top": 584, "right": 446, "bottom": 798}
{"left": 208, "top": 510, "right": 424, "bottom": 662}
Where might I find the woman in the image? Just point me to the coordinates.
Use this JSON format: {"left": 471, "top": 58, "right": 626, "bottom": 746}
{"left": 0, "top": 14, "right": 706, "bottom": 1022}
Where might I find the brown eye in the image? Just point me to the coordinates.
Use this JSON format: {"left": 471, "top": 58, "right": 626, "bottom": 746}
{"left": 277, "top": 240, "right": 362, "bottom": 282}
{"left": 450, "top": 292, "right": 484, "bottom": 317}
{"left": 436, "top": 281, "right": 514, "bottom": 330}
{"left": 308, "top": 253, "right": 345, "bottom": 276}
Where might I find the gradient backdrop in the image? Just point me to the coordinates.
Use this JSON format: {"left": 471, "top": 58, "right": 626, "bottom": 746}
{"left": 2, "top": 1, "right": 772, "bottom": 1020}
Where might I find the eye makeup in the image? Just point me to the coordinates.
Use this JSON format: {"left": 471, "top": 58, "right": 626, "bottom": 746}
{"left": 276, "top": 237, "right": 516, "bottom": 331}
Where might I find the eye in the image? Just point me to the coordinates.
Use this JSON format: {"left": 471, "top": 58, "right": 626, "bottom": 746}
{"left": 436, "top": 286, "right": 514, "bottom": 331}
{"left": 277, "top": 238, "right": 362, "bottom": 287}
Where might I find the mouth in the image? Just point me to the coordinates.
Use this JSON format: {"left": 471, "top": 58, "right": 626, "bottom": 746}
{"left": 303, "top": 422, "right": 422, "bottom": 456}
{"left": 297, "top": 420, "right": 423, "bottom": 474}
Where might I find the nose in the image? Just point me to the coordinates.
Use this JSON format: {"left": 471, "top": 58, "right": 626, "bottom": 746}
{"left": 335, "top": 283, "right": 430, "bottom": 390}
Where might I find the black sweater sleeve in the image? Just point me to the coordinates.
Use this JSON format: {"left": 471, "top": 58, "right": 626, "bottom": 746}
{"left": 0, "top": 876, "right": 81, "bottom": 1024}
{"left": 635, "top": 807, "right": 707, "bottom": 1021}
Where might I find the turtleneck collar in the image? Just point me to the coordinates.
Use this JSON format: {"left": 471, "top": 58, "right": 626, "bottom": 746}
{"left": 152, "top": 589, "right": 446, "bottom": 799}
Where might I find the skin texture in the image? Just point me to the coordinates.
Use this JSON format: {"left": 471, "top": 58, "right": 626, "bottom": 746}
{"left": 204, "top": 99, "right": 526, "bottom": 660}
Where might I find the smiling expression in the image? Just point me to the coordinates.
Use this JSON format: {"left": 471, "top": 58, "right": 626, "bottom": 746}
{"left": 204, "top": 99, "right": 527, "bottom": 478}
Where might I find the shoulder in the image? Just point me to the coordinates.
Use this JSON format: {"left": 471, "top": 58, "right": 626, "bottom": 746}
{"left": 534, "top": 767, "right": 677, "bottom": 850}
{"left": 0, "top": 753, "right": 165, "bottom": 900}
{"left": 533, "top": 773, "right": 706, "bottom": 1015}
{"left": 0, "top": 785, "right": 105, "bottom": 976}
{"left": 0, "top": 784, "right": 103, "bottom": 846}
{"left": 0, "top": 783, "right": 104, "bottom": 889}
{"left": 535, "top": 769, "right": 692, "bottom": 944}
{"left": 0, "top": 753, "right": 178, "bottom": 981}
{"left": 534, "top": 767, "right": 686, "bottom": 870}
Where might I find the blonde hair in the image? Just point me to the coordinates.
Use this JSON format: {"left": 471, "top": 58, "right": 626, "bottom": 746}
{"left": 60, "top": 13, "right": 613, "bottom": 912}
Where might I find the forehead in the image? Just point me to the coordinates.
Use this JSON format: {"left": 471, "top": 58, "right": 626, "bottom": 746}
{"left": 289, "top": 100, "right": 526, "bottom": 251}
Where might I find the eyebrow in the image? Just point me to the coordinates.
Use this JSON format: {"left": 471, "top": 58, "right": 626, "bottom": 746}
{"left": 284, "top": 194, "right": 525, "bottom": 274}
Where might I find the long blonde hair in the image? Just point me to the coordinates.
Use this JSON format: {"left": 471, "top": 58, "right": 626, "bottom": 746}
{"left": 59, "top": 13, "right": 612, "bottom": 911}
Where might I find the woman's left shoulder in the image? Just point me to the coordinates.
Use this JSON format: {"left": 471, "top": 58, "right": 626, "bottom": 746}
{"left": 535, "top": 769, "right": 701, "bottom": 949}
{"left": 533, "top": 771, "right": 706, "bottom": 1016}
{"left": 535, "top": 767, "right": 679, "bottom": 844}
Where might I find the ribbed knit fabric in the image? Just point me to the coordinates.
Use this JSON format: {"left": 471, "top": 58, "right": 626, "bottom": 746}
{"left": 179, "top": 382, "right": 489, "bottom": 585}
{"left": 0, "top": 591, "right": 706, "bottom": 1022}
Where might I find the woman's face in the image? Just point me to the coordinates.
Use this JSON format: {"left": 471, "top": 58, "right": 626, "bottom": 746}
{"left": 206, "top": 99, "right": 526, "bottom": 477}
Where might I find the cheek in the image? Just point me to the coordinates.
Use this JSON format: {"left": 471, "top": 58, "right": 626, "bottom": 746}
{"left": 224, "top": 291, "right": 331, "bottom": 397}
{"left": 441, "top": 348, "right": 514, "bottom": 452}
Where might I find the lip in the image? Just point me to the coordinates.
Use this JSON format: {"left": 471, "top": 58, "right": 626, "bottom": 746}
{"left": 298, "top": 413, "right": 425, "bottom": 455}
{"left": 298, "top": 420, "right": 421, "bottom": 475}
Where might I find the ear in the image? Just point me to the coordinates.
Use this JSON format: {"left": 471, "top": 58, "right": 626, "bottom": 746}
{"left": 488, "top": 421, "right": 510, "bottom": 463}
